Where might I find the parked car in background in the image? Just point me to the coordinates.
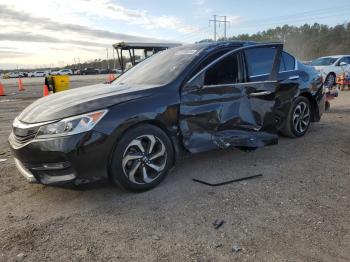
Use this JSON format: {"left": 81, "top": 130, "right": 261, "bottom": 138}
{"left": 28, "top": 71, "right": 48, "bottom": 77}
{"left": 51, "top": 69, "right": 73, "bottom": 76}
{"left": 4, "top": 72, "right": 25, "bottom": 78}
{"left": 311, "top": 55, "right": 350, "bottom": 87}
{"left": 99, "top": 68, "right": 114, "bottom": 74}
{"left": 80, "top": 68, "right": 99, "bottom": 75}
{"left": 9, "top": 42, "right": 325, "bottom": 192}
{"left": 112, "top": 69, "right": 122, "bottom": 75}
{"left": 19, "top": 72, "right": 28, "bottom": 77}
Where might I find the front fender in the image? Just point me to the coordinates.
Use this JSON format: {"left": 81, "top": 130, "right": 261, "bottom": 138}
{"left": 94, "top": 91, "right": 180, "bottom": 140}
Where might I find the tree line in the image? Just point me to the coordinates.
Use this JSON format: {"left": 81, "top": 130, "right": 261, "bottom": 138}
{"left": 201, "top": 22, "right": 350, "bottom": 61}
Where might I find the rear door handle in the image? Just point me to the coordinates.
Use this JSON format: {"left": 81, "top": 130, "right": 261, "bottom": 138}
{"left": 288, "top": 75, "right": 300, "bottom": 80}
{"left": 249, "top": 91, "right": 272, "bottom": 97}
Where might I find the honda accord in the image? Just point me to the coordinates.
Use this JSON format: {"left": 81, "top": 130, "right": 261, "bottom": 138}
{"left": 9, "top": 41, "right": 325, "bottom": 191}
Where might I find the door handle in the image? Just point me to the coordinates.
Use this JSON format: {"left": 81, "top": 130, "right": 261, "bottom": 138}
{"left": 249, "top": 91, "right": 272, "bottom": 97}
{"left": 288, "top": 75, "right": 300, "bottom": 80}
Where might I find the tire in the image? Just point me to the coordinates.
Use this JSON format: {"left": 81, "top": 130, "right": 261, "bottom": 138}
{"left": 324, "top": 73, "right": 336, "bottom": 88}
{"left": 109, "top": 124, "right": 174, "bottom": 192}
{"left": 281, "top": 96, "right": 312, "bottom": 138}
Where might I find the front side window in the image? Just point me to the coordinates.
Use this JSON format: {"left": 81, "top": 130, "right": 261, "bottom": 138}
{"left": 204, "top": 53, "right": 240, "bottom": 85}
{"left": 189, "top": 48, "right": 238, "bottom": 80}
{"left": 244, "top": 47, "right": 276, "bottom": 78}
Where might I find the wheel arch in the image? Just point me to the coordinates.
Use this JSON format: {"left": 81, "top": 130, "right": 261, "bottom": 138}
{"left": 327, "top": 71, "right": 336, "bottom": 77}
{"left": 107, "top": 119, "right": 180, "bottom": 179}
{"left": 299, "top": 92, "right": 317, "bottom": 122}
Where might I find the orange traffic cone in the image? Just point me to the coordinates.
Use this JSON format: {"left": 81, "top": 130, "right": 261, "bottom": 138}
{"left": 18, "top": 78, "right": 25, "bottom": 91}
{"left": 0, "top": 82, "right": 5, "bottom": 96}
{"left": 43, "top": 84, "right": 50, "bottom": 97}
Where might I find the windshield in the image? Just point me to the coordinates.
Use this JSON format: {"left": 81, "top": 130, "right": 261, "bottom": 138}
{"left": 113, "top": 45, "right": 203, "bottom": 86}
{"left": 311, "top": 57, "right": 338, "bottom": 66}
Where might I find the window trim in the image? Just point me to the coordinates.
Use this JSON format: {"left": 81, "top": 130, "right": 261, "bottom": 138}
{"left": 202, "top": 80, "right": 279, "bottom": 90}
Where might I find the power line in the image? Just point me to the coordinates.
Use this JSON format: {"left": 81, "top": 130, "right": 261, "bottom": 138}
{"left": 173, "top": 4, "right": 350, "bottom": 44}
{"left": 209, "top": 15, "right": 230, "bottom": 40}
{"left": 238, "top": 4, "right": 350, "bottom": 25}
{"left": 236, "top": 10, "right": 350, "bottom": 30}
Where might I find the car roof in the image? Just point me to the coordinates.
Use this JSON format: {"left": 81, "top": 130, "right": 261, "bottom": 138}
{"left": 113, "top": 42, "right": 182, "bottom": 50}
{"left": 188, "top": 41, "right": 282, "bottom": 52}
{"left": 317, "top": 55, "right": 350, "bottom": 59}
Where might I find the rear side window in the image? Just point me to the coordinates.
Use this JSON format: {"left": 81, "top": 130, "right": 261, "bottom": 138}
{"left": 244, "top": 47, "right": 276, "bottom": 77}
{"left": 280, "top": 52, "right": 295, "bottom": 72}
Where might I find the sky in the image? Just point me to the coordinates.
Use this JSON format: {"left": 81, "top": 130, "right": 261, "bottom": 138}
{"left": 0, "top": 0, "right": 349, "bottom": 69}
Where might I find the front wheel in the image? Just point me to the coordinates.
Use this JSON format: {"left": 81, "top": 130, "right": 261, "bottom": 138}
{"left": 109, "top": 124, "right": 174, "bottom": 192}
{"left": 281, "top": 96, "right": 311, "bottom": 138}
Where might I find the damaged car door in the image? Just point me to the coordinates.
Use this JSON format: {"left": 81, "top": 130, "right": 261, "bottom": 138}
{"left": 180, "top": 44, "right": 282, "bottom": 153}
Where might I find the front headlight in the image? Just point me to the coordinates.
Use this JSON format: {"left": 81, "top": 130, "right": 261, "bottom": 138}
{"left": 36, "top": 109, "right": 108, "bottom": 139}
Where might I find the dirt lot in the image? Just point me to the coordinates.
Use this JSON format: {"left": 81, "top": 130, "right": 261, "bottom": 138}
{"left": 0, "top": 77, "right": 349, "bottom": 261}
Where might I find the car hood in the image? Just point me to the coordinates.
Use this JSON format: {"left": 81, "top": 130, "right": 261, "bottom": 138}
{"left": 18, "top": 83, "right": 154, "bottom": 123}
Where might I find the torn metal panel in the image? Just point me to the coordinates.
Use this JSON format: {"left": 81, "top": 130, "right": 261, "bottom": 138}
{"left": 180, "top": 80, "right": 278, "bottom": 153}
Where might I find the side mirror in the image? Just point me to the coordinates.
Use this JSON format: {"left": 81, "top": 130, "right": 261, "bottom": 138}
{"left": 339, "top": 62, "right": 348, "bottom": 66}
{"left": 185, "top": 71, "right": 205, "bottom": 90}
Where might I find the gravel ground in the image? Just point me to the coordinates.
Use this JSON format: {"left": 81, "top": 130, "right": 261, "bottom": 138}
{"left": 0, "top": 78, "right": 349, "bottom": 261}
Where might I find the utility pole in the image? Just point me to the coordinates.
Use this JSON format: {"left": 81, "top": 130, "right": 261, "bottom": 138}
{"left": 209, "top": 15, "right": 230, "bottom": 41}
{"left": 213, "top": 15, "right": 217, "bottom": 41}
{"left": 106, "top": 48, "right": 109, "bottom": 69}
{"left": 112, "top": 48, "right": 116, "bottom": 69}
{"left": 224, "top": 16, "right": 227, "bottom": 40}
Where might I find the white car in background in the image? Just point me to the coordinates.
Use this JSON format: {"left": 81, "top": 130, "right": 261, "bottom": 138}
{"left": 51, "top": 69, "right": 73, "bottom": 76}
{"left": 311, "top": 55, "right": 350, "bottom": 87}
{"left": 5, "top": 72, "right": 25, "bottom": 78}
{"left": 28, "top": 71, "right": 48, "bottom": 77}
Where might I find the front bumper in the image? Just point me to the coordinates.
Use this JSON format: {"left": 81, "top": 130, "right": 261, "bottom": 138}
{"left": 14, "top": 158, "right": 38, "bottom": 183}
{"left": 9, "top": 130, "right": 114, "bottom": 185}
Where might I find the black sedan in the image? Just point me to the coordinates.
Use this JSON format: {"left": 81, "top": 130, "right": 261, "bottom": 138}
{"left": 9, "top": 41, "right": 325, "bottom": 191}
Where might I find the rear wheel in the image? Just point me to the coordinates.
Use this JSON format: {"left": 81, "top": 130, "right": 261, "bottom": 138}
{"left": 281, "top": 96, "right": 311, "bottom": 138}
{"left": 109, "top": 124, "right": 174, "bottom": 192}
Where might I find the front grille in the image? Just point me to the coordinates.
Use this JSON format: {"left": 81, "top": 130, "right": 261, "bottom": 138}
{"left": 13, "top": 132, "right": 37, "bottom": 144}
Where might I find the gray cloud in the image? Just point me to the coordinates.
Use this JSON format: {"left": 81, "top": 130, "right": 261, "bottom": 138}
{"left": 0, "top": 4, "right": 167, "bottom": 45}
{"left": 0, "top": 32, "right": 59, "bottom": 43}
{"left": 0, "top": 46, "right": 18, "bottom": 50}
{"left": 50, "top": 46, "right": 100, "bottom": 52}
{"left": 0, "top": 32, "right": 111, "bottom": 48}
{"left": 0, "top": 50, "right": 33, "bottom": 58}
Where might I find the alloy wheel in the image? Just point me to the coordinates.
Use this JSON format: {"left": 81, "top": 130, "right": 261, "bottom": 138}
{"left": 122, "top": 135, "right": 167, "bottom": 185}
{"left": 293, "top": 101, "right": 310, "bottom": 134}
